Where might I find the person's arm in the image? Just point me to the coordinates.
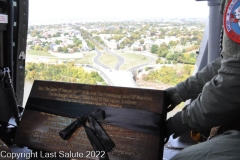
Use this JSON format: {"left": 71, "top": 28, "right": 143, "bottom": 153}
{"left": 166, "top": 57, "right": 221, "bottom": 112}
{"left": 182, "top": 0, "right": 240, "bottom": 131}
{"left": 166, "top": 58, "right": 240, "bottom": 137}
{"left": 176, "top": 57, "right": 222, "bottom": 101}
{"left": 172, "top": 0, "right": 226, "bottom": 101}
{"left": 181, "top": 57, "right": 240, "bottom": 132}
{"left": 166, "top": 0, "right": 240, "bottom": 138}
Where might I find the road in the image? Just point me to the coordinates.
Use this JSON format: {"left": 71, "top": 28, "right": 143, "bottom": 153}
{"left": 92, "top": 48, "right": 136, "bottom": 87}
{"left": 100, "top": 69, "right": 137, "bottom": 88}
{"left": 105, "top": 48, "right": 125, "bottom": 70}
{"left": 91, "top": 49, "right": 157, "bottom": 88}
{"left": 93, "top": 49, "right": 111, "bottom": 69}
{"left": 92, "top": 39, "right": 125, "bottom": 70}
{"left": 127, "top": 56, "right": 155, "bottom": 72}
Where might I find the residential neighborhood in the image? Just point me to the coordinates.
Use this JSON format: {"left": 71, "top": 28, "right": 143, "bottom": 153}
{"left": 27, "top": 19, "right": 205, "bottom": 58}
{"left": 25, "top": 18, "right": 205, "bottom": 90}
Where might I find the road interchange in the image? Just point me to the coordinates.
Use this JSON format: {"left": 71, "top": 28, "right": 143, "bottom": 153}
{"left": 92, "top": 49, "right": 157, "bottom": 88}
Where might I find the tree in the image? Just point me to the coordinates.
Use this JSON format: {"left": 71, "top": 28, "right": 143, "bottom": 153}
{"left": 63, "top": 47, "right": 68, "bottom": 53}
{"left": 111, "top": 35, "right": 124, "bottom": 42}
{"left": 151, "top": 44, "right": 158, "bottom": 54}
{"left": 28, "top": 41, "right": 33, "bottom": 45}
{"left": 169, "top": 40, "right": 178, "bottom": 47}
{"left": 157, "top": 43, "right": 169, "bottom": 57}
{"left": 143, "top": 65, "right": 194, "bottom": 85}
{"left": 34, "top": 45, "right": 41, "bottom": 51}
{"left": 156, "top": 58, "right": 164, "bottom": 64}
{"left": 58, "top": 47, "right": 63, "bottom": 52}
{"left": 166, "top": 53, "right": 174, "bottom": 60}
{"left": 24, "top": 62, "right": 105, "bottom": 84}
{"left": 55, "top": 40, "right": 62, "bottom": 45}
{"left": 73, "top": 38, "right": 82, "bottom": 46}
{"left": 43, "top": 46, "right": 50, "bottom": 52}
{"left": 140, "top": 39, "right": 144, "bottom": 44}
{"left": 180, "top": 37, "right": 187, "bottom": 45}
{"left": 150, "top": 28, "right": 157, "bottom": 36}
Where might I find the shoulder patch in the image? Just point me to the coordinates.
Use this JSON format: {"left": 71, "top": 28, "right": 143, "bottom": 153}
{"left": 224, "top": 0, "right": 240, "bottom": 43}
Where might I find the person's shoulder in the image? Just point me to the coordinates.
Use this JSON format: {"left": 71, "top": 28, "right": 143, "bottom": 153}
{"left": 220, "top": 0, "right": 227, "bottom": 15}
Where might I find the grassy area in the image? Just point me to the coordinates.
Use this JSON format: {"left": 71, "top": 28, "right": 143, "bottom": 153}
{"left": 75, "top": 52, "right": 96, "bottom": 65}
{"left": 99, "top": 52, "right": 118, "bottom": 69}
{"left": 90, "top": 39, "right": 103, "bottom": 50}
{"left": 27, "top": 50, "right": 96, "bottom": 64}
{"left": 115, "top": 52, "right": 151, "bottom": 70}
{"left": 27, "top": 50, "right": 56, "bottom": 57}
{"left": 26, "top": 50, "right": 152, "bottom": 70}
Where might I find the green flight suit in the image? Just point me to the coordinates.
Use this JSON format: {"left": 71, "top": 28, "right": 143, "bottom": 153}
{"left": 171, "top": 0, "right": 240, "bottom": 159}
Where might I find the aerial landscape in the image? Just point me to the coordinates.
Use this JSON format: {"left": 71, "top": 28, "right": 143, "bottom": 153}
{"left": 26, "top": 20, "right": 205, "bottom": 89}
{"left": 23, "top": 0, "right": 208, "bottom": 109}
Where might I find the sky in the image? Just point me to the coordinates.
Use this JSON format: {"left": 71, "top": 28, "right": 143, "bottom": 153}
{"left": 29, "top": 0, "right": 209, "bottom": 21}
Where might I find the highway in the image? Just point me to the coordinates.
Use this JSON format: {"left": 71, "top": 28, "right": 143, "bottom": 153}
{"left": 91, "top": 49, "right": 157, "bottom": 88}
{"left": 92, "top": 39, "right": 125, "bottom": 70}
{"left": 105, "top": 48, "right": 125, "bottom": 70}
{"left": 89, "top": 50, "right": 137, "bottom": 87}
{"left": 33, "top": 48, "right": 157, "bottom": 88}
{"left": 101, "top": 69, "right": 137, "bottom": 88}
{"left": 127, "top": 56, "right": 155, "bottom": 72}
{"left": 93, "top": 48, "right": 111, "bottom": 69}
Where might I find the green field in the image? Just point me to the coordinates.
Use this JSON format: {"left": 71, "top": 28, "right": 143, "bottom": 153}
{"left": 115, "top": 52, "right": 151, "bottom": 70}
{"left": 26, "top": 50, "right": 154, "bottom": 70}
{"left": 75, "top": 52, "right": 96, "bottom": 65}
{"left": 26, "top": 50, "right": 56, "bottom": 57}
{"left": 99, "top": 52, "right": 118, "bottom": 69}
{"left": 27, "top": 50, "right": 97, "bottom": 64}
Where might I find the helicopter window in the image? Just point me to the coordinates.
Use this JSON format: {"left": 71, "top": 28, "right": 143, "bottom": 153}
{"left": 24, "top": 0, "right": 208, "bottom": 116}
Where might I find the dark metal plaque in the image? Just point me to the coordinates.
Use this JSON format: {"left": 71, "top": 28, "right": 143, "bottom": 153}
{"left": 14, "top": 80, "right": 166, "bottom": 160}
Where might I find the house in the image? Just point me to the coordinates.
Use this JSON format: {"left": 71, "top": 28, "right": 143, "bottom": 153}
{"left": 131, "top": 42, "right": 141, "bottom": 50}
{"left": 67, "top": 48, "right": 74, "bottom": 53}
{"left": 50, "top": 43, "right": 57, "bottom": 50}
{"left": 81, "top": 40, "right": 89, "bottom": 51}
{"left": 144, "top": 40, "right": 154, "bottom": 51}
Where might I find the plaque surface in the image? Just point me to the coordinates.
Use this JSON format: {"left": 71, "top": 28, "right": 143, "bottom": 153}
{"left": 14, "top": 80, "right": 166, "bottom": 160}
